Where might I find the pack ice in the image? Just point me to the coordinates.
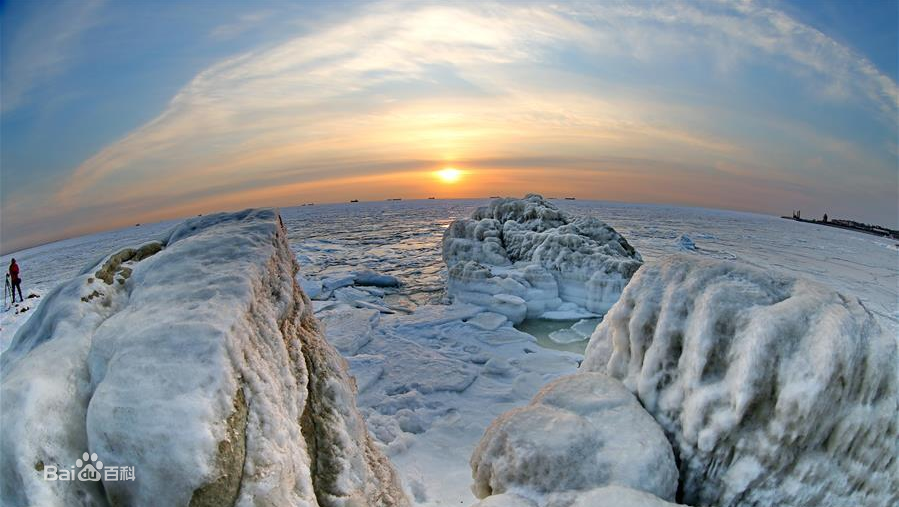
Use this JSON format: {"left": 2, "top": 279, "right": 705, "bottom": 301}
{"left": 0, "top": 209, "right": 408, "bottom": 507}
{"left": 473, "top": 254, "right": 897, "bottom": 506}
{"left": 442, "top": 194, "right": 642, "bottom": 323}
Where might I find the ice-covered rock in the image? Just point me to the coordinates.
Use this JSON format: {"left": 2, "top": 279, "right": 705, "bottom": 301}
{"left": 471, "top": 373, "right": 678, "bottom": 502}
{"left": 0, "top": 209, "right": 408, "bottom": 507}
{"left": 443, "top": 195, "right": 641, "bottom": 323}
{"left": 583, "top": 255, "right": 898, "bottom": 507}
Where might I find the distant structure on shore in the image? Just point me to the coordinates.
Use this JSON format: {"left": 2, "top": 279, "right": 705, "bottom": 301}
{"left": 783, "top": 210, "right": 898, "bottom": 239}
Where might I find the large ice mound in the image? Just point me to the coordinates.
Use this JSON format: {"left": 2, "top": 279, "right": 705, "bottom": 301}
{"left": 583, "top": 255, "right": 898, "bottom": 507}
{"left": 0, "top": 209, "right": 408, "bottom": 507}
{"left": 442, "top": 194, "right": 642, "bottom": 323}
{"left": 470, "top": 373, "right": 678, "bottom": 502}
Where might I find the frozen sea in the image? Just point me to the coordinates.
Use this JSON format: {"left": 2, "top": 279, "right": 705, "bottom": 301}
{"left": 7, "top": 198, "right": 891, "bottom": 335}
{"left": 1, "top": 198, "right": 896, "bottom": 505}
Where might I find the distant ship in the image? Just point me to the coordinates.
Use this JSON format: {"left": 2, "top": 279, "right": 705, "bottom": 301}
{"left": 564, "top": 197, "right": 576, "bottom": 200}
{"left": 350, "top": 199, "right": 359, "bottom": 203}
{"left": 387, "top": 198, "right": 402, "bottom": 201}
{"left": 427, "top": 197, "right": 435, "bottom": 199}
{"left": 490, "top": 196, "right": 501, "bottom": 199}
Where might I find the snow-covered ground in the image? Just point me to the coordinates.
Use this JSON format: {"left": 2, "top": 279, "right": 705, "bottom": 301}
{"left": 1, "top": 198, "right": 896, "bottom": 505}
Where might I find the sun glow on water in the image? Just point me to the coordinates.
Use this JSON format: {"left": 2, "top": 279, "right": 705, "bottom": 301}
{"left": 435, "top": 167, "right": 462, "bottom": 183}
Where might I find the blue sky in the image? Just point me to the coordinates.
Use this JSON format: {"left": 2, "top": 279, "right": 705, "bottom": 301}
{"left": 1, "top": 0, "right": 896, "bottom": 252}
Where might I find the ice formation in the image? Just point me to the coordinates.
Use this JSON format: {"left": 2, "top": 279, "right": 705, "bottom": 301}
{"left": 471, "top": 373, "right": 678, "bottom": 502}
{"left": 0, "top": 209, "right": 408, "bottom": 507}
{"left": 675, "top": 234, "right": 695, "bottom": 251}
{"left": 583, "top": 255, "right": 898, "bottom": 507}
{"left": 295, "top": 268, "right": 586, "bottom": 504}
{"left": 442, "top": 195, "right": 642, "bottom": 324}
{"left": 472, "top": 486, "right": 682, "bottom": 507}
{"left": 4, "top": 199, "right": 896, "bottom": 505}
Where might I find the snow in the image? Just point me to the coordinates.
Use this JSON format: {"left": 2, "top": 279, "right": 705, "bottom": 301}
{"left": 472, "top": 486, "right": 684, "bottom": 507}
{"left": 1, "top": 198, "right": 896, "bottom": 506}
{"left": 442, "top": 195, "right": 643, "bottom": 323}
{"left": 0, "top": 209, "right": 407, "bottom": 506}
{"left": 471, "top": 372, "right": 678, "bottom": 503}
{"left": 277, "top": 241, "right": 586, "bottom": 505}
{"left": 317, "top": 305, "right": 381, "bottom": 355}
{"left": 582, "top": 254, "right": 898, "bottom": 507}
{"left": 309, "top": 297, "right": 582, "bottom": 504}
{"left": 547, "top": 486, "right": 683, "bottom": 507}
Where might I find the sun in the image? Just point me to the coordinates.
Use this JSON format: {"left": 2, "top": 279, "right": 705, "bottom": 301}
{"left": 436, "top": 167, "right": 462, "bottom": 183}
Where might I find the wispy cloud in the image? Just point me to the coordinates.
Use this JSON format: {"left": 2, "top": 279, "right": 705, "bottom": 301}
{"left": 1, "top": 0, "right": 106, "bottom": 113}
{"left": 209, "top": 10, "right": 275, "bottom": 40}
{"left": 2, "top": 0, "right": 896, "bottom": 252}
{"left": 53, "top": 3, "right": 740, "bottom": 202}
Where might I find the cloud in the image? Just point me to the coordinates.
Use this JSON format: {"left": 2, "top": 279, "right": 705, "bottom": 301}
{"left": 1, "top": 0, "right": 106, "bottom": 113}
{"left": 209, "top": 10, "right": 275, "bottom": 40}
{"left": 3, "top": 0, "right": 897, "bottom": 251}
{"left": 558, "top": 0, "right": 898, "bottom": 115}
{"left": 54, "top": 3, "right": 744, "bottom": 203}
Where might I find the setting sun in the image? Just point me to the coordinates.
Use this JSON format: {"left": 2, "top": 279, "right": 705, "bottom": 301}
{"left": 436, "top": 167, "right": 462, "bottom": 183}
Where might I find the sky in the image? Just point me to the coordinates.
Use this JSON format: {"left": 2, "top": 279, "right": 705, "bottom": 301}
{"left": 1, "top": 0, "right": 897, "bottom": 253}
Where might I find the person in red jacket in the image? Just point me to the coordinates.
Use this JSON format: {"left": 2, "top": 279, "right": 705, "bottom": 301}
{"left": 9, "top": 258, "right": 23, "bottom": 303}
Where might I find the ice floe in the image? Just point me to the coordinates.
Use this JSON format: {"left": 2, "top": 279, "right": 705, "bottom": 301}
{"left": 306, "top": 281, "right": 583, "bottom": 504}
